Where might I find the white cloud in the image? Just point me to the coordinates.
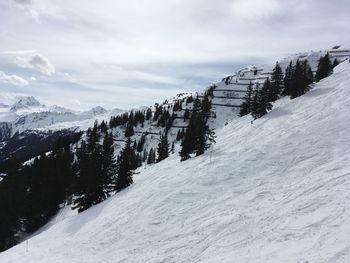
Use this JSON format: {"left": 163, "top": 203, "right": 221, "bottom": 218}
{"left": 1, "top": 0, "right": 350, "bottom": 109}
{"left": 230, "top": 0, "right": 280, "bottom": 21}
{"left": 0, "top": 71, "right": 28, "bottom": 86}
{"left": 13, "top": 0, "right": 32, "bottom": 5}
{"left": 14, "top": 52, "right": 55, "bottom": 76}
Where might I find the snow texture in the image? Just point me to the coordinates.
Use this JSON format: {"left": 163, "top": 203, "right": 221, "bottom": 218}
{"left": 1, "top": 60, "right": 350, "bottom": 262}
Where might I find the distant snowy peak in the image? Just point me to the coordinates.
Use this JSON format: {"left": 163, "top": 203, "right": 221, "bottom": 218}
{"left": 90, "top": 106, "right": 107, "bottom": 115}
{"left": 80, "top": 106, "right": 108, "bottom": 118}
{"left": 48, "top": 105, "right": 74, "bottom": 114}
{"left": 10, "top": 96, "right": 43, "bottom": 112}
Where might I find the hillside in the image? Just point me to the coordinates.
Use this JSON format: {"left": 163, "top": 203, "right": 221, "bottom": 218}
{"left": 1, "top": 47, "right": 348, "bottom": 163}
{"left": 1, "top": 60, "right": 350, "bottom": 262}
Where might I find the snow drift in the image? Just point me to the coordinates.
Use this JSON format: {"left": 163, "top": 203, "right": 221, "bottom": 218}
{"left": 1, "top": 62, "right": 350, "bottom": 262}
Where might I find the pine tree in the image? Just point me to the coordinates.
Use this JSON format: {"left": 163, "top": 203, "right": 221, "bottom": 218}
{"left": 183, "top": 109, "right": 190, "bottom": 121}
{"left": 100, "top": 120, "right": 108, "bottom": 133}
{"left": 73, "top": 125, "right": 109, "bottom": 212}
{"left": 289, "top": 59, "right": 313, "bottom": 98}
{"left": 240, "top": 81, "right": 253, "bottom": 116}
{"left": 142, "top": 149, "right": 148, "bottom": 162}
{"left": 147, "top": 148, "right": 156, "bottom": 164}
{"left": 101, "top": 132, "right": 117, "bottom": 195}
{"left": 201, "top": 95, "right": 212, "bottom": 116}
{"left": 115, "top": 138, "right": 135, "bottom": 192}
{"left": 270, "top": 62, "right": 284, "bottom": 100}
{"left": 251, "top": 83, "right": 260, "bottom": 119}
{"left": 302, "top": 59, "right": 314, "bottom": 91}
{"left": 180, "top": 95, "right": 215, "bottom": 159}
{"left": 252, "top": 79, "right": 272, "bottom": 119}
{"left": 125, "top": 121, "right": 134, "bottom": 137}
{"left": 136, "top": 134, "right": 146, "bottom": 152}
{"left": 195, "top": 114, "right": 215, "bottom": 157}
{"left": 153, "top": 105, "right": 163, "bottom": 121}
{"left": 171, "top": 142, "right": 175, "bottom": 154}
{"left": 332, "top": 58, "right": 339, "bottom": 68}
{"left": 180, "top": 98, "right": 200, "bottom": 160}
{"left": 145, "top": 108, "right": 152, "bottom": 120}
{"left": 283, "top": 61, "right": 293, "bottom": 96}
{"left": 157, "top": 133, "right": 169, "bottom": 162}
{"left": 0, "top": 160, "right": 26, "bottom": 251}
{"left": 186, "top": 95, "right": 194, "bottom": 104}
{"left": 166, "top": 112, "right": 176, "bottom": 131}
{"left": 315, "top": 52, "right": 333, "bottom": 82}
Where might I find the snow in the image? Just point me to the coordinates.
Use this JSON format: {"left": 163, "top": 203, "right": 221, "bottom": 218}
{"left": 0, "top": 95, "right": 125, "bottom": 138}
{"left": 1, "top": 61, "right": 350, "bottom": 262}
{"left": 10, "top": 96, "right": 42, "bottom": 112}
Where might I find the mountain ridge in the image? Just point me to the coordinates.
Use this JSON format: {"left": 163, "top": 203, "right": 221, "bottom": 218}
{"left": 1, "top": 60, "right": 350, "bottom": 263}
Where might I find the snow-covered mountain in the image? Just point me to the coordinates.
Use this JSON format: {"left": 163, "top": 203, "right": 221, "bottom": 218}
{"left": 0, "top": 96, "right": 124, "bottom": 162}
{"left": 0, "top": 96, "right": 124, "bottom": 141}
{"left": 1, "top": 51, "right": 350, "bottom": 262}
{"left": 9, "top": 96, "right": 42, "bottom": 112}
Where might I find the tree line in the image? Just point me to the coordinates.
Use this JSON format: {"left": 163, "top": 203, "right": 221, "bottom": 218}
{"left": 240, "top": 53, "right": 337, "bottom": 119}
{"left": 0, "top": 70, "right": 219, "bottom": 252}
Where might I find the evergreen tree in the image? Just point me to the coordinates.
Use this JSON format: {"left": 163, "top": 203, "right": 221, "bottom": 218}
{"left": 73, "top": 125, "right": 109, "bottom": 212}
{"left": 100, "top": 132, "right": 117, "bottom": 195}
{"left": 290, "top": 59, "right": 312, "bottom": 98}
{"left": 283, "top": 61, "right": 293, "bottom": 96}
{"left": 0, "top": 160, "right": 26, "bottom": 251}
{"left": 180, "top": 98, "right": 200, "bottom": 160}
{"left": 142, "top": 149, "right": 148, "bottom": 162}
{"left": 332, "top": 58, "right": 339, "bottom": 68}
{"left": 186, "top": 95, "right": 194, "bottom": 104}
{"left": 115, "top": 138, "right": 135, "bottom": 191}
{"left": 171, "top": 142, "right": 175, "bottom": 154}
{"left": 183, "top": 109, "right": 190, "bottom": 121}
{"left": 251, "top": 79, "right": 272, "bottom": 119}
{"left": 315, "top": 52, "right": 333, "bottom": 82}
{"left": 290, "top": 59, "right": 302, "bottom": 99}
{"left": 157, "top": 133, "right": 169, "bottom": 162}
{"left": 147, "top": 148, "right": 156, "bottom": 164}
{"left": 251, "top": 82, "right": 260, "bottom": 119}
{"left": 302, "top": 59, "right": 314, "bottom": 90}
{"left": 153, "top": 105, "right": 163, "bottom": 121}
{"left": 240, "top": 81, "right": 253, "bottom": 116}
{"left": 166, "top": 112, "right": 176, "bottom": 131}
{"left": 180, "top": 96, "right": 215, "bottom": 160}
{"left": 136, "top": 134, "right": 146, "bottom": 152}
{"left": 270, "top": 62, "right": 284, "bottom": 99}
{"left": 100, "top": 121, "right": 108, "bottom": 133}
{"left": 125, "top": 121, "right": 134, "bottom": 137}
{"left": 145, "top": 108, "right": 152, "bottom": 120}
{"left": 195, "top": 113, "right": 215, "bottom": 157}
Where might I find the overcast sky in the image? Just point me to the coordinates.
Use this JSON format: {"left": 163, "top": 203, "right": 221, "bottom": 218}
{"left": 0, "top": 0, "right": 349, "bottom": 110}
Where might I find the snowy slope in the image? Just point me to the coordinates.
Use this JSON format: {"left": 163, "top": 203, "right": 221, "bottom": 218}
{"left": 214, "top": 46, "right": 350, "bottom": 110}
{"left": 1, "top": 62, "right": 350, "bottom": 262}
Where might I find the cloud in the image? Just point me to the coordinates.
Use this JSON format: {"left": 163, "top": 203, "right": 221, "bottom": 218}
{"left": 0, "top": 71, "right": 29, "bottom": 86}
{"left": 14, "top": 52, "right": 55, "bottom": 76}
{"left": 230, "top": 0, "right": 280, "bottom": 21}
{"left": 13, "top": 0, "right": 32, "bottom": 5}
{"left": 1, "top": 0, "right": 350, "bottom": 110}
